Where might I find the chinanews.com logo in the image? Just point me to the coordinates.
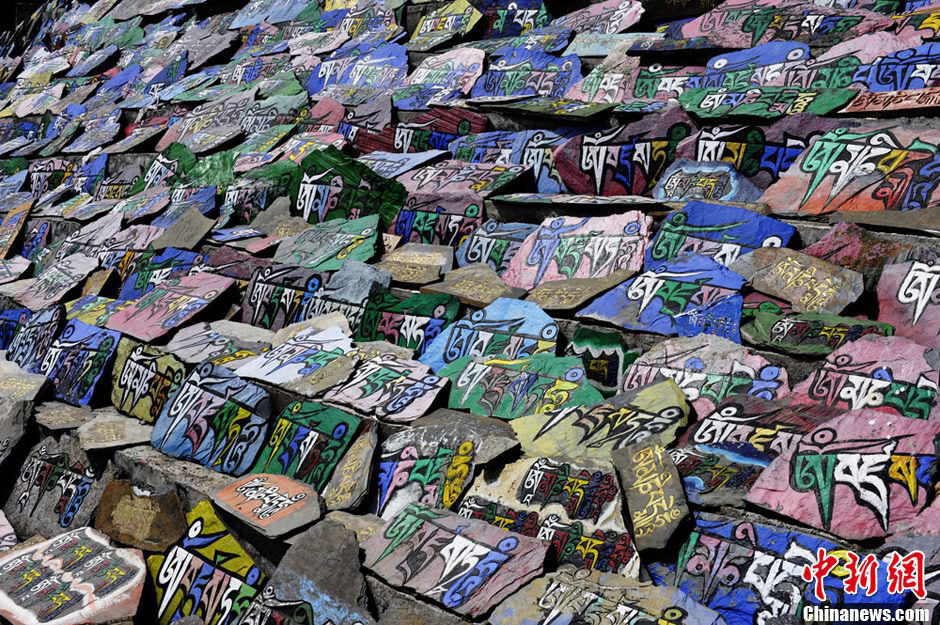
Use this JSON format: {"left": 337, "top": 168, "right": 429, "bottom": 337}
{"left": 799, "top": 548, "right": 933, "bottom": 622}
{"left": 802, "top": 605, "right": 931, "bottom": 623}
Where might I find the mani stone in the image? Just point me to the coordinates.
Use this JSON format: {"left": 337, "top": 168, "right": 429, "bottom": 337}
{"left": 363, "top": 503, "right": 548, "bottom": 617}
{"left": 78, "top": 409, "right": 154, "bottom": 451}
{"left": 271, "top": 311, "right": 352, "bottom": 345}
{"left": 512, "top": 379, "right": 690, "bottom": 460}
{"left": 801, "top": 222, "right": 912, "bottom": 290}
{"left": 5, "top": 434, "right": 115, "bottom": 539}
{"left": 527, "top": 270, "right": 635, "bottom": 311}
{"left": 489, "top": 565, "right": 727, "bottom": 625}
{"left": 376, "top": 243, "right": 454, "bottom": 285}
{"left": 244, "top": 519, "right": 375, "bottom": 625}
{"left": 213, "top": 473, "right": 323, "bottom": 538}
{"left": 729, "top": 248, "right": 863, "bottom": 314}
{"left": 670, "top": 446, "right": 764, "bottom": 508}
{"left": 323, "top": 423, "right": 377, "bottom": 511}
{"left": 421, "top": 264, "right": 522, "bottom": 307}
{"left": 746, "top": 410, "right": 940, "bottom": 541}
{"left": 0, "top": 527, "right": 146, "bottom": 625}
{"left": 0, "top": 360, "right": 45, "bottom": 464}
{"left": 94, "top": 479, "right": 188, "bottom": 552}
{"left": 613, "top": 439, "right": 688, "bottom": 551}
{"left": 34, "top": 401, "right": 95, "bottom": 431}
{"left": 323, "top": 511, "right": 385, "bottom": 546}
{"left": 877, "top": 259, "right": 940, "bottom": 350}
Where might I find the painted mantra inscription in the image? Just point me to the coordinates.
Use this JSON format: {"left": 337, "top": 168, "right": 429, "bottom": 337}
{"left": 232, "top": 476, "right": 307, "bottom": 520}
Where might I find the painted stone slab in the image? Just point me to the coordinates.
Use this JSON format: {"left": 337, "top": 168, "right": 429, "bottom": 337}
{"left": 213, "top": 473, "right": 321, "bottom": 538}
{"left": 151, "top": 362, "right": 271, "bottom": 477}
{"left": 0, "top": 307, "right": 30, "bottom": 350}
{"left": 802, "top": 221, "right": 913, "bottom": 290}
{"left": 565, "top": 326, "right": 640, "bottom": 396}
{"left": 36, "top": 319, "right": 120, "bottom": 406}
{"left": 374, "top": 243, "right": 452, "bottom": 285}
{"left": 118, "top": 248, "right": 203, "bottom": 301}
{"left": 528, "top": 271, "right": 635, "bottom": 311}
{"left": 399, "top": 47, "right": 484, "bottom": 109}
{"left": 674, "top": 116, "right": 850, "bottom": 191}
{"left": 613, "top": 440, "right": 688, "bottom": 550}
{"left": 5, "top": 434, "right": 114, "bottom": 539}
{"left": 33, "top": 401, "right": 95, "bottom": 432}
{"left": 469, "top": 48, "right": 581, "bottom": 101}
{"left": 669, "top": 512, "right": 905, "bottom": 623}
{"left": 409, "top": 0, "right": 482, "bottom": 51}
{"left": 296, "top": 146, "right": 407, "bottom": 229}
{"left": 393, "top": 161, "right": 527, "bottom": 248}
{"left": 420, "top": 297, "right": 558, "bottom": 373}
{"left": 741, "top": 304, "right": 895, "bottom": 356}
{"left": 274, "top": 214, "right": 379, "bottom": 271}
{"left": 6, "top": 305, "right": 65, "bottom": 374}
{"left": 553, "top": 108, "right": 695, "bottom": 196}
{"left": 679, "top": 86, "right": 855, "bottom": 118}
{"left": 94, "top": 479, "right": 187, "bottom": 552}
{"left": 653, "top": 160, "right": 762, "bottom": 203}
{"left": 323, "top": 422, "right": 377, "bottom": 511}
{"left": 729, "top": 247, "right": 863, "bottom": 314}
{"left": 324, "top": 353, "right": 447, "bottom": 422}
{"left": 374, "top": 412, "right": 517, "bottom": 518}
{"left": 77, "top": 410, "right": 154, "bottom": 451}
{"left": 9, "top": 253, "right": 97, "bottom": 311}
{"left": 760, "top": 125, "right": 940, "bottom": 215}
{"left": 0, "top": 527, "right": 145, "bottom": 625}
{"left": 459, "top": 456, "right": 639, "bottom": 578}
{"left": 357, "top": 150, "right": 447, "bottom": 179}
{"left": 746, "top": 410, "right": 940, "bottom": 540}
{"left": 106, "top": 273, "right": 234, "bottom": 342}
{"left": 628, "top": 62, "right": 705, "bottom": 102}
{"left": 0, "top": 361, "right": 43, "bottom": 465}
{"left": 502, "top": 213, "right": 650, "bottom": 291}
{"left": 669, "top": 446, "right": 763, "bottom": 507}
{"left": 0, "top": 196, "right": 31, "bottom": 258}
{"left": 0, "top": 256, "right": 29, "bottom": 285}
{"left": 681, "top": 394, "right": 841, "bottom": 467}
{"left": 441, "top": 354, "right": 603, "bottom": 420}
{"left": 877, "top": 260, "right": 940, "bottom": 350}
{"left": 679, "top": 0, "right": 893, "bottom": 48}
{"left": 455, "top": 220, "right": 537, "bottom": 274}
{"left": 789, "top": 334, "right": 940, "bottom": 421}
{"left": 363, "top": 503, "right": 547, "bottom": 617}
{"left": 491, "top": 565, "right": 726, "bottom": 625}
{"left": 475, "top": 0, "right": 551, "bottom": 38}
{"left": 647, "top": 201, "right": 795, "bottom": 267}
{"left": 234, "top": 326, "right": 355, "bottom": 386}
{"left": 578, "top": 253, "right": 745, "bottom": 342}
{"left": 148, "top": 499, "right": 263, "bottom": 625}
{"left": 622, "top": 334, "right": 791, "bottom": 415}
{"left": 161, "top": 321, "right": 265, "bottom": 368}
{"left": 421, "top": 264, "right": 519, "bottom": 308}
{"left": 240, "top": 265, "right": 330, "bottom": 331}
{"left": 512, "top": 380, "right": 689, "bottom": 459}
{"left": 490, "top": 97, "right": 616, "bottom": 120}
{"left": 249, "top": 399, "right": 362, "bottom": 492}
{"left": 565, "top": 52, "right": 640, "bottom": 105}
{"left": 355, "top": 290, "right": 460, "bottom": 357}
{"left": 448, "top": 129, "right": 567, "bottom": 194}
{"left": 550, "top": 0, "right": 643, "bottom": 33}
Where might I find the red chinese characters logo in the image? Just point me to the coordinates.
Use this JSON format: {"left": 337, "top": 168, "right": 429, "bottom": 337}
{"left": 802, "top": 548, "right": 927, "bottom": 601}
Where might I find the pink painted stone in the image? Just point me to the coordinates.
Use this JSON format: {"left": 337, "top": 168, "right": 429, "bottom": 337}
{"left": 746, "top": 409, "right": 940, "bottom": 540}
{"left": 877, "top": 260, "right": 940, "bottom": 350}
{"left": 788, "top": 335, "right": 940, "bottom": 421}
{"left": 106, "top": 273, "right": 235, "bottom": 342}
{"left": 801, "top": 223, "right": 910, "bottom": 286}
{"left": 501, "top": 212, "right": 651, "bottom": 291}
